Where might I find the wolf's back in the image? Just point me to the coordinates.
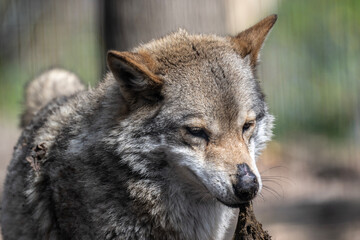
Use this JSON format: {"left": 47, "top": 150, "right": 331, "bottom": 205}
{"left": 21, "top": 68, "right": 85, "bottom": 127}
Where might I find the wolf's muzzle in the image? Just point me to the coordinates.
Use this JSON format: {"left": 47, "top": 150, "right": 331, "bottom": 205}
{"left": 233, "top": 163, "right": 259, "bottom": 201}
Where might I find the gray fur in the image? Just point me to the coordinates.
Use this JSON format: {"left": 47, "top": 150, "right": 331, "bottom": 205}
{"left": 1, "top": 16, "right": 276, "bottom": 240}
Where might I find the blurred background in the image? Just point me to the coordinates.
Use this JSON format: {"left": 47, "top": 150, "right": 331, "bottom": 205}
{"left": 0, "top": 0, "right": 359, "bottom": 239}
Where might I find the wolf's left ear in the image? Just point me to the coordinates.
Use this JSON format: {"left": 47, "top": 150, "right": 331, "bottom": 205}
{"left": 107, "top": 50, "right": 163, "bottom": 106}
{"left": 231, "top": 14, "right": 277, "bottom": 69}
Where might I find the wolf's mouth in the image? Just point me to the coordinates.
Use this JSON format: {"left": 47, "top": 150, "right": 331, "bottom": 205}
{"left": 216, "top": 197, "right": 250, "bottom": 208}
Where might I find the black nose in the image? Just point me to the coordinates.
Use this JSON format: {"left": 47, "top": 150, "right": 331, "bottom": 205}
{"left": 233, "top": 163, "right": 259, "bottom": 202}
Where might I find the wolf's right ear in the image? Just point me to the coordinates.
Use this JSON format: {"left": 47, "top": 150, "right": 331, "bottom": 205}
{"left": 107, "top": 50, "right": 163, "bottom": 106}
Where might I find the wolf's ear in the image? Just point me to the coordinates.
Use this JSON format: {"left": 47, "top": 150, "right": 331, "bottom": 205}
{"left": 107, "top": 50, "right": 163, "bottom": 106}
{"left": 231, "top": 14, "right": 277, "bottom": 68}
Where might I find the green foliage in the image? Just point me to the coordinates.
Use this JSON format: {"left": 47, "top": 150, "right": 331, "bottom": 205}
{"left": 261, "top": 0, "right": 360, "bottom": 139}
{"left": 0, "top": 63, "right": 28, "bottom": 121}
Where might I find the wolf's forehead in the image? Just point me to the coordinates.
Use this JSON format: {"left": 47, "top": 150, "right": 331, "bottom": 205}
{"left": 158, "top": 43, "right": 256, "bottom": 103}
{"left": 161, "top": 56, "right": 260, "bottom": 123}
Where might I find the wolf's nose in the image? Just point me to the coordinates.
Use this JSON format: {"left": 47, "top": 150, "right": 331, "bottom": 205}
{"left": 233, "top": 163, "right": 259, "bottom": 201}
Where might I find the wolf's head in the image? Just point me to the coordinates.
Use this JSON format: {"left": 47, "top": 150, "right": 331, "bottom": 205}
{"left": 107, "top": 15, "right": 277, "bottom": 207}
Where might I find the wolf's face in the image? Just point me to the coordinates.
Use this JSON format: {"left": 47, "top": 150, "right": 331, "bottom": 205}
{"left": 107, "top": 16, "right": 276, "bottom": 207}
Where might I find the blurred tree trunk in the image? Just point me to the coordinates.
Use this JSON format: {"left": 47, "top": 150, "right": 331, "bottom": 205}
{"left": 98, "top": 0, "right": 227, "bottom": 74}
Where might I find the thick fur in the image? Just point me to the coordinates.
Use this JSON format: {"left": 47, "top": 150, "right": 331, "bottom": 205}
{"left": 1, "top": 16, "right": 276, "bottom": 240}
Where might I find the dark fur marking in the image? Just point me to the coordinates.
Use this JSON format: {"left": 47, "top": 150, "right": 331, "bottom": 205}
{"left": 217, "top": 61, "right": 226, "bottom": 80}
{"left": 158, "top": 56, "right": 179, "bottom": 69}
{"left": 191, "top": 43, "right": 201, "bottom": 56}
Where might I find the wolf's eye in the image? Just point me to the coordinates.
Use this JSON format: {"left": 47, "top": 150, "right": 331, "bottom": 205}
{"left": 243, "top": 121, "right": 255, "bottom": 132}
{"left": 186, "top": 127, "right": 209, "bottom": 141}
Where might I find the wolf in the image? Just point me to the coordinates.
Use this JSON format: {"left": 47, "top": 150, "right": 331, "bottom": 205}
{"left": 1, "top": 15, "right": 277, "bottom": 240}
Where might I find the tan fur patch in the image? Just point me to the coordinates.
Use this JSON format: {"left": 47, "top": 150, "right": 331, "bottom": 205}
{"left": 207, "top": 134, "right": 253, "bottom": 171}
{"left": 107, "top": 50, "right": 163, "bottom": 85}
{"left": 230, "top": 14, "right": 277, "bottom": 68}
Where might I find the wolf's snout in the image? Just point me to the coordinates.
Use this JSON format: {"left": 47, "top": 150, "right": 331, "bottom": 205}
{"left": 232, "top": 163, "right": 259, "bottom": 201}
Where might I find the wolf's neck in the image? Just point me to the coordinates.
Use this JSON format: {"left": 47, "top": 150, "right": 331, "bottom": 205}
{"left": 164, "top": 194, "right": 236, "bottom": 240}
{"left": 126, "top": 175, "right": 237, "bottom": 240}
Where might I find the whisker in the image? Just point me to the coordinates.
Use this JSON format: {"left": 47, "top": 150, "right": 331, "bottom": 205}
{"left": 262, "top": 185, "right": 282, "bottom": 199}
{"left": 262, "top": 175, "right": 290, "bottom": 179}
{"left": 262, "top": 177, "right": 288, "bottom": 184}
{"left": 262, "top": 176, "right": 294, "bottom": 185}
{"left": 262, "top": 188, "right": 280, "bottom": 199}
{"left": 262, "top": 179, "right": 284, "bottom": 189}
{"left": 264, "top": 181, "right": 285, "bottom": 197}
{"left": 257, "top": 192, "right": 265, "bottom": 202}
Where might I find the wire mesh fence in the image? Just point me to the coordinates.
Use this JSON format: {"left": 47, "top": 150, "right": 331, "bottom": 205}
{"left": 0, "top": 1, "right": 359, "bottom": 239}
